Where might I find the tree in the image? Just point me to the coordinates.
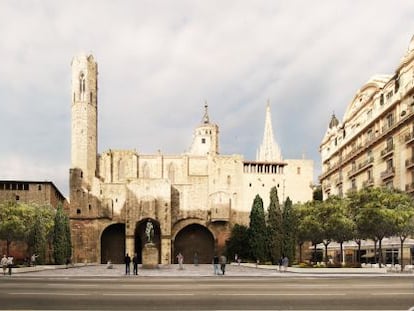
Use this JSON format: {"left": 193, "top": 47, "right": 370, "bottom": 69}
{"left": 225, "top": 224, "right": 250, "bottom": 261}
{"left": 267, "top": 187, "right": 283, "bottom": 264}
{"left": 0, "top": 202, "right": 33, "bottom": 256}
{"left": 282, "top": 197, "right": 296, "bottom": 264}
{"left": 53, "top": 204, "right": 71, "bottom": 264}
{"left": 249, "top": 195, "right": 267, "bottom": 262}
{"left": 299, "top": 201, "right": 324, "bottom": 264}
{"left": 27, "top": 205, "right": 55, "bottom": 264}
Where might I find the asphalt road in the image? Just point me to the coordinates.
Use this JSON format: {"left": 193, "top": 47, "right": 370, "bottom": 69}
{"left": 0, "top": 275, "right": 414, "bottom": 310}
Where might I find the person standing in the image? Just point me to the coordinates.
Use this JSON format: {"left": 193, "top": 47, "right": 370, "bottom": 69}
{"left": 177, "top": 252, "right": 184, "bottom": 270}
{"left": 219, "top": 255, "right": 227, "bottom": 275}
{"left": 1, "top": 255, "right": 7, "bottom": 275}
{"left": 7, "top": 256, "right": 13, "bottom": 276}
{"left": 124, "top": 253, "right": 131, "bottom": 275}
{"left": 132, "top": 253, "right": 139, "bottom": 275}
{"left": 31, "top": 254, "right": 38, "bottom": 267}
{"left": 213, "top": 255, "right": 219, "bottom": 275}
{"left": 282, "top": 256, "right": 289, "bottom": 272}
{"left": 193, "top": 252, "right": 199, "bottom": 266}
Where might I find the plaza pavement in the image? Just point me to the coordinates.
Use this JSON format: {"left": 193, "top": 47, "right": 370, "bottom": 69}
{"left": 3, "top": 262, "right": 398, "bottom": 278}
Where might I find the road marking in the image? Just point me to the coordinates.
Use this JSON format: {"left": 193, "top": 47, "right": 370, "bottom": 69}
{"left": 9, "top": 292, "right": 89, "bottom": 296}
{"left": 217, "top": 293, "right": 346, "bottom": 296}
{"left": 371, "top": 292, "right": 414, "bottom": 295}
{"left": 47, "top": 284, "right": 97, "bottom": 287}
{"left": 102, "top": 293, "right": 194, "bottom": 296}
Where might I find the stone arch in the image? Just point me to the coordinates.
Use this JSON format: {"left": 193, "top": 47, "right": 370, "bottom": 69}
{"left": 134, "top": 218, "right": 161, "bottom": 263}
{"left": 173, "top": 223, "right": 215, "bottom": 264}
{"left": 100, "top": 223, "right": 125, "bottom": 264}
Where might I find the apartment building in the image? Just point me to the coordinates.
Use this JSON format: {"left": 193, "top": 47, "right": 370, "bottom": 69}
{"left": 320, "top": 36, "right": 414, "bottom": 197}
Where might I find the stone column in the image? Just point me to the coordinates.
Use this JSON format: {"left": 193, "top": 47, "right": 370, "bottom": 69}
{"left": 125, "top": 234, "right": 134, "bottom": 256}
{"left": 161, "top": 237, "right": 171, "bottom": 264}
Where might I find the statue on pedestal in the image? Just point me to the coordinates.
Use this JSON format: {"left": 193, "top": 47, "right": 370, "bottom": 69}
{"left": 145, "top": 220, "right": 154, "bottom": 244}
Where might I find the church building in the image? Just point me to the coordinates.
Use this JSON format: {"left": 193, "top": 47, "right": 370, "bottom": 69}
{"left": 69, "top": 54, "right": 313, "bottom": 264}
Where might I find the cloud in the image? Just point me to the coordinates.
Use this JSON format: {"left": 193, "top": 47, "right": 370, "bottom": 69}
{"left": 1, "top": 0, "right": 414, "bottom": 196}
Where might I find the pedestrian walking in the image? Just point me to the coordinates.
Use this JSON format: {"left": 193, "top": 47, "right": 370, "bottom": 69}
{"left": 213, "top": 255, "right": 219, "bottom": 275}
{"left": 133, "top": 253, "right": 139, "bottom": 275}
{"left": 282, "top": 256, "right": 289, "bottom": 272}
{"left": 278, "top": 257, "right": 283, "bottom": 272}
{"left": 31, "top": 254, "right": 38, "bottom": 267}
{"left": 124, "top": 253, "right": 131, "bottom": 275}
{"left": 7, "top": 256, "right": 13, "bottom": 276}
{"left": 177, "top": 252, "right": 184, "bottom": 270}
{"left": 219, "top": 255, "right": 227, "bottom": 275}
{"left": 1, "top": 255, "right": 7, "bottom": 275}
{"left": 193, "top": 252, "right": 199, "bottom": 266}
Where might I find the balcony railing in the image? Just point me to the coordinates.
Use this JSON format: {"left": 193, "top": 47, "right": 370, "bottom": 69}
{"left": 362, "top": 178, "right": 374, "bottom": 188}
{"left": 406, "top": 158, "right": 414, "bottom": 169}
{"left": 347, "top": 157, "right": 374, "bottom": 178}
{"left": 405, "top": 132, "right": 414, "bottom": 144}
{"left": 380, "top": 144, "right": 394, "bottom": 158}
{"left": 380, "top": 167, "right": 395, "bottom": 180}
{"left": 406, "top": 183, "right": 414, "bottom": 193}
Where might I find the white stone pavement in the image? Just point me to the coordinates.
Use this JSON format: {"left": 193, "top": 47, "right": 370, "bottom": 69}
{"left": 2, "top": 263, "right": 400, "bottom": 278}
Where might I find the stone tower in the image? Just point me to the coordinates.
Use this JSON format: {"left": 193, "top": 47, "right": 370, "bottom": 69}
{"left": 70, "top": 54, "right": 98, "bottom": 186}
{"left": 189, "top": 104, "right": 219, "bottom": 156}
{"left": 256, "top": 102, "right": 283, "bottom": 162}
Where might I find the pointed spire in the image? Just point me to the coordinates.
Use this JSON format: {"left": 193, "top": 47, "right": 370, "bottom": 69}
{"left": 202, "top": 102, "right": 210, "bottom": 124}
{"left": 256, "top": 101, "right": 283, "bottom": 162}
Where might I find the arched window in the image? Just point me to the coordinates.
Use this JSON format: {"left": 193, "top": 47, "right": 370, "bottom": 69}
{"left": 142, "top": 162, "right": 150, "bottom": 179}
{"left": 79, "top": 72, "right": 86, "bottom": 100}
{"left": 168, "top": 163, "right": 175, "bottom": 183}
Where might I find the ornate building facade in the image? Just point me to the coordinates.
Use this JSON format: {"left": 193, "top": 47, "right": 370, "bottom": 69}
{"left": 69, "top": 54, "right": 313, "bottom": 264}
{"left": 320, "top": 36, "right": 414, "bottom": 198}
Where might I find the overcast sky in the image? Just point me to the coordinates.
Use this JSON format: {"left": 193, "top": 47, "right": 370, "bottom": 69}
{"left": 1, "top": 1, "right": 414, "bottom": 197}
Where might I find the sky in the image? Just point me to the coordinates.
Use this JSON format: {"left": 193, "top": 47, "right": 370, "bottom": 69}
{"left": 1, "top": 0, "right": 414, "bottom": 198}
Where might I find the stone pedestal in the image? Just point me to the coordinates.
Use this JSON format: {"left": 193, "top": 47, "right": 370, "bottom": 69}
{"left": 142, "top": 243, "right": 159, "bottom": 269}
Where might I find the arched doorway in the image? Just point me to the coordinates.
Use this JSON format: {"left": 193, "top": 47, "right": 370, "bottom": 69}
{"left": 174, "top": 224, "right": 215, "bottom": 264}
{"left": 101, "top": 223, "right": 125, "bottom": 264}
{"left": 134, "top": 219, "right": 161, "bottom": 263}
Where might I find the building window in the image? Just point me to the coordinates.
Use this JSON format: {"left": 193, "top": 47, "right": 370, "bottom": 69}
{"left": 201, "top": 138, "right": 206, "bottom": 144}
{"left": 297, "top": 167, "right": 301, "bottom": 175}
{"left": 23, "top": 183, "right": 29, "bottom": 190}
{"left": 351, "top": 179, "right": 356, "bottom": 190}
{"left": 76, "top": 209, "right": 81, "bottom": 214}
{"left": 15, "top": 195, "right": 19, "bottom": 201}
{"left": 88, "top": 204, "right": 91, "bottom": 210}
{"left": 387, "top": 158, "right": 393, "bottom": 170}
{"left": 380, "top": 94, "right": 384, "bottom": 105}
{"left": 38, "top": 184, "right": 42, "bottom": 191}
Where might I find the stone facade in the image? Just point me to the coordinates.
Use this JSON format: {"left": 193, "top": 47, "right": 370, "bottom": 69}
{"left": 69, "top": 54, "right": 314, "bottom": 264}
{"left": 0, "top": 180, "right": 67, "bottom": 259}
{"left": 320, "top": 36, "right": 414, "bottom": 198}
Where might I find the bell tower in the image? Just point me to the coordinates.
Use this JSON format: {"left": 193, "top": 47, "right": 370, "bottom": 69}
{"left": 189, "top": 104, "right": 219, "bottom": 156}
{"left": 70, "top": 54, "right": 98, "bottom": 186}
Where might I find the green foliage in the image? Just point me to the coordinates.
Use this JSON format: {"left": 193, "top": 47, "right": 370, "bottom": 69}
{"left": 313, "top": 185, "right": 323, "bottom": 201}
{"left": 249, "top": 195, "right": 267, "bottom": 262}
{"left": 27, "top": 205, "right": 55, "bottom": 264}
{"left": 282, "top": 197, "right": 296, "bottom": 264}
{"left": 53, "top": 204, "right": 71, "bottom": 264}
{"left": 225, "top": 224, "right": 250, "bottom": 261}
{"left": 0, "top": 202, "right": 34, "bottom": 255}
{"left": 267, "top": 187, "right": 283, "bottom": 263}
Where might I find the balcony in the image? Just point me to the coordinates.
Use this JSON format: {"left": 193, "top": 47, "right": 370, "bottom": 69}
{"left": 324, "top": 182, "right": 332, "bottom": 191}
{"left": 405, "top": 132, "right": 414, "bottom": 145}
{"left": 406, "top": 158, "right": 414, "bottom": 169}
{"left": 380, "top": 144, "right": 394, "bottom": 159}
{"left": 347, "top": 157, "right": 374, "bottom": 178}
{"left": 362, "top": 178, "right": 374, "bottom": 188}
{"left": 406, "top": 183, "right": 414, "bottom": 193}
{"left": 335, "top": 176, "right": 343, "bottom": 186}
{"left": 380, "top": 167, "right": 395, "bottom": 180}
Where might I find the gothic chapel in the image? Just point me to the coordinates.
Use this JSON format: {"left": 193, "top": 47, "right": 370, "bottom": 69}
{"left": 69, "top": 54, "right": 314, "bottom": 264}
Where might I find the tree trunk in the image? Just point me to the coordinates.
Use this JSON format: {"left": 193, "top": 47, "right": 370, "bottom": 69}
{"left": 323, "top": 242, "right": 329, "bottom": 265}
{"left": 378, "top": 238, "right": 383, "bottom": 268}
{"left": 6, "top": 240, "right": 11, "bottom": 256}
{"left": 373, "top": 240, "right": 377, "bottom": 265}
{"left": 400, "top": 236, "right": 406, "bottom": 272}
{"left": 356, "top": 240, "right": 361, "bottom": 264}
{"left": 299, "top": 242, "right": 303, "bottom": 263}
{"left": 339, "top": 242, "right": 343, "bottom": 265}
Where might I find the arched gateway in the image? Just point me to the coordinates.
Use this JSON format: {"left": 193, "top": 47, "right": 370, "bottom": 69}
{"left": 101, "top": 223, "right": 125, "bottom": 264}
{"left": 134, "top": 218, "right": 161, "bottom": 263}
{"left": 173, "top": 224, "right": 215, "bottom": 264}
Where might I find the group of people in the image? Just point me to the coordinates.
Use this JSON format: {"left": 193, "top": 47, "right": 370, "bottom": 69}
{"left": 1, "top": 255, "right": 14, "bottom": 276}
{"left": 278, "top": 256, "right": 289, "bottom": 272}
{"left": 124, "top": 253, "right": 139, "bottom": 275}
{"left": 213, "top": 255, "right": 227, "bottom": 275}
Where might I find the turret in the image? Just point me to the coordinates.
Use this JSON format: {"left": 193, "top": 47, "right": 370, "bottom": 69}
{"left": 70, "top": 54, "right": 98, "bottom": 186}
{"left": 189, "top": 104, "right": 219, "bottom": 156}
